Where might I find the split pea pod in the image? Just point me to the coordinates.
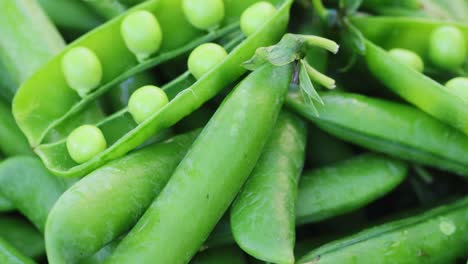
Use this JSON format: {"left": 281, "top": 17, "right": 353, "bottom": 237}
{"left": 46, "top": 130, "right": 199, "bottom": 264}
{"left": 0, "top": 0, "right": 64, "bottom": 102}
{"left": 296, "top": 153, "right": 408, "bottom": 225}
{"left": 0, "top": 237, "right": 36, "bottom": 264}
{"left": 0, "top": 157, "right": 66, "bottom": 232}
{"left": 350, "top": 17, "right": 468, "bottom": 135}
{"left": 286, "top": 91, "right": 468, "bottom": 176}
{"left": 230, "top": 111, "right": 307, "bottom": 264}
{"left": 0, "top": 215, "right": 45, "bottom": 260}
{"left": 105, "top": 63, "right": 293, "bottom": 264}
{"left": 14, "top": 0, "right": 293, "bottom": 178}
{"left": 299, "top": 197, "right": 468, "bottom": 263}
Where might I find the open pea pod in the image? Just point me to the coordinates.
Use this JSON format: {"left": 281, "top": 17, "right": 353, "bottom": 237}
{"left": 286, "top": 91, "right": 468, "bottom": 176}
{"left": 349, "top": 17, "right": 468, "bottom": 135}
{"left": 351, "top": 16, "right": 468, "bottom": 66}
{"left": 15, "top": 0, "right": 293, "bottom": 178}
{"left": 298, "top": 196, "right": 468, "bottom": 263}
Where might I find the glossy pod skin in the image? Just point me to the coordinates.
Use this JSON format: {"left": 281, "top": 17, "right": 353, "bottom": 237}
{"left": 0, "top": 157, "right": 66, "bottom": 232}
{"left": 296, "top": 153, "right": 408, "bottom": 225}
{"left": 104, "top": 63, "right": 293, "bottom": 264}
{"left": 350, "top": 17, "right": 468, "bottom": 135}
{"left": 0, "top": 100, "right": 32, "bottom": 157}
{"left": 0, "top": 197, "right": 13, "bottom": 212}
{"left": 15, "top": 0, "right": 292, "bottom": 178}
{"left": 46, "top": 130, "right": 198, "bottom": 264}
{"left": 286, "top": 91, "right": 468, "bottom": 176}
{"left": 230, "top": 111, "right": 307, "bottom": 264}
{"left": 0, "top": 215, "right": 45, "bottom": 259}
{"left": 0, "top": 0, "right": 65, "bottom": 102}
{"left": 298, "top": 197, "right": 468, "bottom": 263}
{"left": 0, "top": 237, "right": 36, "bottom": 264}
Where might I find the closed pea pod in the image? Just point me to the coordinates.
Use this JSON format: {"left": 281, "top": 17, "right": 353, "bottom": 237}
{"left": 105, "top": 62, "right": 293, "bottom": 264}
{"left": 286, "top": 91, "right": 468, "bottom": 176}
{"left": 46, "top": 131, "right": 198, "bottom": 264}
{"left": 0, "top": 157, "right": 66, "bottom": 232}
{"left": 0, "top": 216, "right": 45, "bottom": 260}
{"left": 296, "top": 153, "right": 408, "bottom": 225}
{"left": 230, "top": 111, "right": 307, "bottom": 264}
{"left": 0, "top": 237, "right": 36, "bottom": 264}
{"left": 0, "top": 99, "right": 32, "bottom": 157}
{"left": 298, "top": 197, "right": 468, "bottom": 264}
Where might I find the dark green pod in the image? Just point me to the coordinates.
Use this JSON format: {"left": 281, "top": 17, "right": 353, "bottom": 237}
{"left": 46, "top": 131, "right": 198, "bottom": 264}
{"left": 0, "top": 215, "right": 45, "bottom": 259}
{"left": 0, "top": 237, "right": 36, "bottom": 264}
{"left": 287, "top": 91, "right": 468, "bottom": 176}
{"left": 105, "top": 63, "right": 293, "bottom": 264}
{"left": 299, "top": 197, "right": 468, "bottom": 263}
{"left": 0, "top": 99, "right": 32, "bottom": 156}
{"left": 296, "top": 153, "right": 408, "bottom": 225}
{"left": 0, "top": 157, "right": 65, "bottom": 232}
{"left": 230, "top": 111, "right": 307, "bottom": 264}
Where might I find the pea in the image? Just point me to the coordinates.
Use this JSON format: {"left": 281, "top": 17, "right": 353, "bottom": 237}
{"left": 187, "top": 43, "right": 228, "bottom": 79}
{"left": 240, "top": 2, "right": 277, "bottom": 36}
{"left": 66, "top": 125, "right": 107, "bottom": 164}
{"left": 445, "top": 77, "right": 468, "bottom": 101}
{"left": 388, "top": 48, "right": 424, "bottom": 72}
{"left": 128, "top": 85, "right": 169, "bottom": 124}
{"left": 182, "top": 0, "right": 225, "bottom": 30}
{"left": 121, "top": 10, "right": 163, "bottom": 62}
{"left": 61, "top": 47, "right": 103, "bottom": 97}
{"left": 429, "top": 26, "right": 466, "bottom": 71}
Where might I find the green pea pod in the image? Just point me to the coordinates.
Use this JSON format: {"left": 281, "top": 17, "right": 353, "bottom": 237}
{"left": 46, "top": 130, "right": 198, "bottom": 264}
{"left": 349, "top": 17, "right": 468, "bottom": 135}
{"left": 306, "top": 125, "right": 354, "bottom": 167}
{"left": 296, "top": 153, "right": 408, "bottom": 225}
{"left": 0, "top": 237, "right": 36, "bottom": 264}
{"left": 286, "top": 91, "right": 468, "bottom": 176}
{"left": 298, "top": 197, "right": 468, "bottom": 263}
{"left": 0, "top": 0, "right": 65, "bottom": 102}
{"left": 0, "top": 99, "right": 32, "bottom": 156}
{"left": 0, "top": 215, "right": 45, "bottom": 259}
{"left": 105, "top": 62, "right": 293, "bottom": 264}
{"left": 15, "top": 0, "right": 292, "bottom": 178}
{"left": 37, "top": 0, "right": 103, "bottom": 32}
{"left": 190, "top": 246, "right": 247, "bottom": 264}
{"left": 0, "top": 157, "right": 65, "bottom": 232}
{"left": 230, "top": 111, "right": 307, "bottom": 264}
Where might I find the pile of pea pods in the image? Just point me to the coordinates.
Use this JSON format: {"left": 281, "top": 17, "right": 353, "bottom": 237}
{"left": 1, "top": 0, "right": 468, "bottom": 263}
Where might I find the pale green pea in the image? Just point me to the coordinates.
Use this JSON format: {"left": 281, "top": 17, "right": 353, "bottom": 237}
{"left": 429, "top": 26, "right": 466, "bottom": 71}
{"left": 240, "top": 2, "right": 277, "bottom": 36}
{"left": 121, "top": 10, "right": 163, "bottom": 62}
{"left": 61, "top": 47, "right": 103, "bottom": 97}
{"left": 128, "top": 85, "right": 169, "bottom": 124}
{"left": 446, "top": 77, "right": 468, "bottom": 101}
{"left": 66, "top": 125, "right": 107, "bottom": 164}
{"left": 388, "top": 48, "right": 424, "bottom": 72}
{"left": 182, "top": 0, "right": 225, "bottom": 30}
{"left": 187, "top": 43, "right": 227, "bottom": 79}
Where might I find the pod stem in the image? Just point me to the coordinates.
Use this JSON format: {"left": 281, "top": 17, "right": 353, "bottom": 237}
{"left": 304, "top": 61, "right": 335, "bottom": 89}
{"left": 301, "top": 35, "right": 339, "bottom": 54}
